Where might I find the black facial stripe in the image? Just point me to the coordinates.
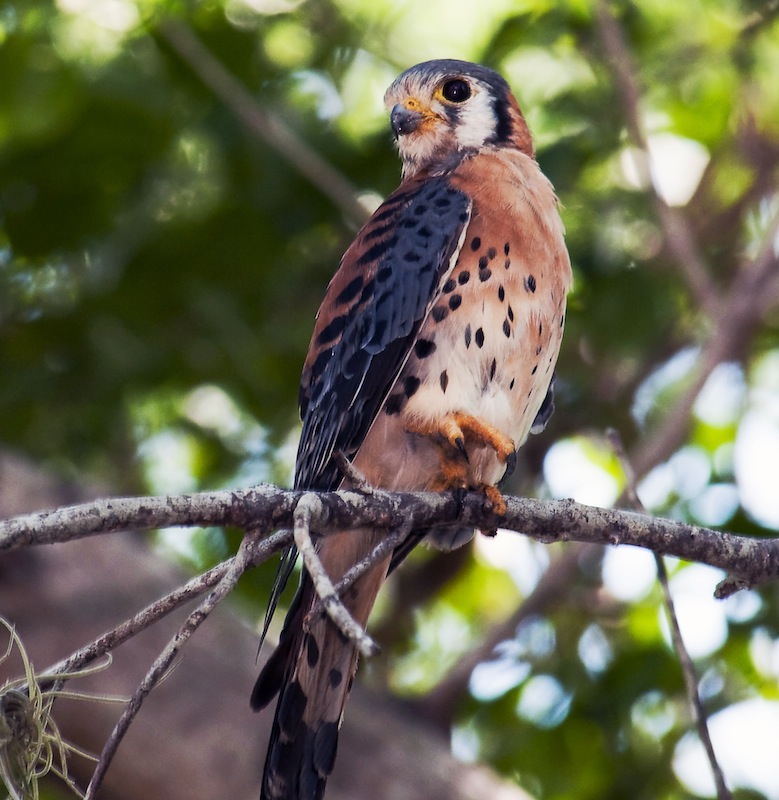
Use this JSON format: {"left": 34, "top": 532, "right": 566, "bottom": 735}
{"left": 489, "top": 94, "right": 513, "bottom": 144}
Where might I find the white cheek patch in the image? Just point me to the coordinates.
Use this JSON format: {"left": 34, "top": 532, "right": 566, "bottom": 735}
{"left": 453, "top": 90, "right": 497, "bottom": 149}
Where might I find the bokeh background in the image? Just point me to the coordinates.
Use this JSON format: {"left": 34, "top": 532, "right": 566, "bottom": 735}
{"left": 2, "top": 1, "right": 779, "bottom": 798}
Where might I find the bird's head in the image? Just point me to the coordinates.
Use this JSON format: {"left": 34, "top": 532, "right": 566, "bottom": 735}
{"left": 384, "top": 59, "right": 533, "bottom": 179}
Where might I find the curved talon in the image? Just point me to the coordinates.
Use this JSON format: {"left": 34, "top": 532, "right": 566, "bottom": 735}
{"left": 454, "top": 436, "right": 469, "bottom": 462}
{"left": 452, "top": 486, "right": 467, "bottom": 514}
{"left": 504, "top": 449, "right": 517, "bottom": 477}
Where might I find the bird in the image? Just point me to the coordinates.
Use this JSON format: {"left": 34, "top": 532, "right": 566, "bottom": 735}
{"left": 250, "top": 58, "right": 572, "bottom": 800}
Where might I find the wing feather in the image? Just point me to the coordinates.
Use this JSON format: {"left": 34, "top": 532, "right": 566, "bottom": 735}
{"left": 295, "top": 176, "right": 472, "bottom": 491}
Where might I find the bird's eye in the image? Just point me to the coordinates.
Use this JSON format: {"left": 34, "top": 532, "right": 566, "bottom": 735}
{"left": 441, "top": 79, "right": 471, "bottom": 103}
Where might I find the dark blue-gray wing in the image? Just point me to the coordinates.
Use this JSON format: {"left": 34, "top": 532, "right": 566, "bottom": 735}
{"left": 295, "top": 176, "right": 472, "bottom": 491}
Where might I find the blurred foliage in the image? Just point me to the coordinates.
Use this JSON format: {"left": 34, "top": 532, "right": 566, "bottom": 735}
{"left": 2, "top": 0, "right": 779, "bottom": 799}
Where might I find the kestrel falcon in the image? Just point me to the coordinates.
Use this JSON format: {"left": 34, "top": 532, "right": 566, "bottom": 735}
{"left": 251, "top": 59, "right": 572, "bottom": 800}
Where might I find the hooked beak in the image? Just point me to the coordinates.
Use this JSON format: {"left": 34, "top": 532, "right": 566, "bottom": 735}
{"left": 390, "top": 103, "right": 425, "bottom": 138}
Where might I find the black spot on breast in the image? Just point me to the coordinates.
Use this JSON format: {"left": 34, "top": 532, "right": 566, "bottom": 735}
{"left": 509, "top": 378, "right": 515, "bottom": 390}
{"left": 432, "top": 306, "right": 449, "bottom": 323}
{"left": 404, "top": 376, "right": 420, "bottom": 397}
{"left": 385, "top": 394, "right": 404, "bottom": 415}
{"left": 489, "top": 359, "right": 497, "bottom": 380}
{"left": 458, "top": 270, "right": 470, "bottom": 285}
{"left": 487, "top": 247, "right": 497, "bottom": 260}
{"left": 336, "top": 276, "right": 364, "bottom": 305}
{"left": 439, "top": 370, "right": 449, "bottom": 393}
{"left": 538, "top": 322, "right": 543, "bottom": 335}
{"left": 478, "top": 256, "right": 489, "bottom": 269}
{"left": 414, "top": 338, "right": 436, "bottom": 358}
{"left": 403, "top": 249, "right": 422, "bottom": 263}
{"left": 328, "top": 669, "right": 343, "bottom": 689}
{"left": 560, "top": 314, "right": 565, "bottom": 327}
{"left": 470, "top": 236, "right": 481, "bottom": 251}
{"left": 442, "top": 278, "right": 456, "bottom": 293}
{"left": 475, "top": 327, "right": 485, "bottom": 348}
{"left": 498, "top": 285, "right": 505, "bottom": 302}
{"left": 377, "top": 266, "right": 393, "bottom": 283}
{"left": 504, "top": 242, "right": 510, "bottom": 255}
{"left": 307, "top": 636, "right": 320, "bottom": 668}
{"left": 504, "top": 259, "right": 511, "bottom": 270}
{"left": 503, "top": 319, "right": 511, "bottom": 337}
{"left": 316, "top": 315, "right": 347, "bottom": 346}
{"left": 464, "top": 324, "right": 471, "bottom": 348}
{"left": 531, "top": 364, "right": 538, "bottom": 374}
{"left": 508, "top": 305, "right": 514, "bottom": 322}
{"left": 525, "top": 275, "right": 537, "bottom": 293}
{"left": 413, "top": 204, "right": 428, "bottom": 216}
{"left": 449, "top": 294, "right": 462, "bottom": 311}
{"left": 479, "top": 267, "right": 492, "bottom": 282}
{"left": 535, "top": 344, "right": 543, "bottom": 355}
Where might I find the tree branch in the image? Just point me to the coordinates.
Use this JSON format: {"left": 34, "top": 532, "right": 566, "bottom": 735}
{"left": 157, "top": 20, "right": 371, "bottom": 228}
{"left": 2, "top": 487, "right": 778, "bottom": 590}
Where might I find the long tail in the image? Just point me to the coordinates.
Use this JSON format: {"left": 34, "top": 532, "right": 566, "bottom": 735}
{"left": 251, "top": 528, "right": 391, "bottom": 800}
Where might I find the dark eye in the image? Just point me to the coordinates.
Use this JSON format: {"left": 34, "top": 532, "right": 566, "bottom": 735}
{"left": 441, "top": 78, "right": 471, "bottom": 103}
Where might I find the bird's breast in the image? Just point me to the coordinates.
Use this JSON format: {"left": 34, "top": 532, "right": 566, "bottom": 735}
{"left": 376, "top": 150, "right": 571, "bottom": 489}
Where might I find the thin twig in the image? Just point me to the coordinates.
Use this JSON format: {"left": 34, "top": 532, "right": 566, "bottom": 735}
{"left": 293, "top": 494, "right": 379, "bottom": 657}
{"left": 40, "top": 529, "right": 291, "bottom": 680}
{"left": 333, "top": 450, "right": 374, "bottom": 494}
{"left": 305, "top": 521, "right": 412, "bottom": 626}
{"left": 608, "top": 429, "right": 732, "bottom": 800}
{"left": 594, "top": 0, "right": 720, "bottom": 317}
{"left": 419, "top": 543, "right": 585, "bottom": 729}
{"left": 83, "top": 534, "right": 257, "bottom": 799}
{"left": 158, "top": 20, "right": 370, "bottom": 228}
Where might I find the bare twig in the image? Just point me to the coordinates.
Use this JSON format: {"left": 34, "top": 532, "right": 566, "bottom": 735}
{"left": 158, "top": 20, "right": 370, "bottom": 228}
{"left": 333, "top": 451, "right": 374, "bottom": 494}
{"left": 419, "top": 543, "right": 585, "bottom": 729}
{"left": 83, "top": 533, "right": 257, "bottom": 799}
{"left": 39, "top": 529, "right": 291, "bottom": 680}
{"left": 608, "top": 429, "right": 733, "bottom": 800}
{"left": 305, "top": 521, "right": 412, "bottom": 626}
{"left": 293, "top": 494, "right": 379, "bottom": 657}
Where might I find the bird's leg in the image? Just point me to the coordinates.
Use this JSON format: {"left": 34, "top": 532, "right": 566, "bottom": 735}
{"left": 448, "top": 411, "right": 516, "bottom": 464}
{"left": 405, "top": 411, "right": 516, "bottom": 515}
